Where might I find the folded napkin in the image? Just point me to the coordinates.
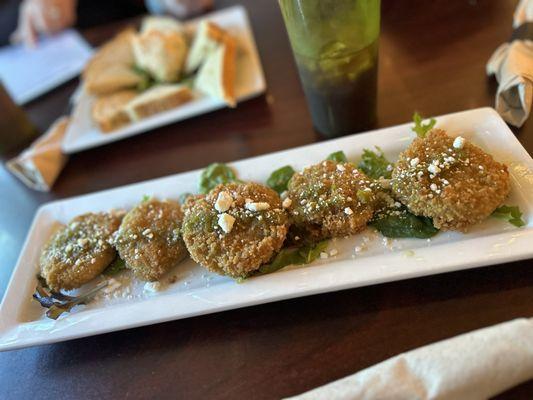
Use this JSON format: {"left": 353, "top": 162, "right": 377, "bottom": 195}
{"left": 514, "top": 0, "right": 533, "bottom": 28}
{"left": 286, "top": 318, "right": 533, "bottom": 400}
{"left": 7, "top": 116, "right": 69, "bottom": 191}
{"left": 486, "top": 0, "right": 533, "bottom": 127}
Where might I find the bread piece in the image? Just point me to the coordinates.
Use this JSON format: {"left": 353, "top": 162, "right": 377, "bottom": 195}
{"left": 84, "top": 29, "right": 143, "bottom": 96}
{"left": 92, "top": 90, "right": 137, "bottom": 132}
{"left": 132, "top": 28, "right": 188, "bottom": 83}
{"left": 185, "top": 20, "right": 228, "bottom": 74}
{"left": 194, "top": 36, "right": 236, "bottom": 107}
{"left": 86, "top": 64, "right": 143, "bottom": 96}
{"left": 141, "top": 16, "right": 183, "bottom": 34}
{"left": 125, "top": 85, "right": 193, "bottom": 121}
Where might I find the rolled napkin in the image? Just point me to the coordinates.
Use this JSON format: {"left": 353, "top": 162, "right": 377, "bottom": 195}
{"left": 7, "top": 116, "right": 69, "bottom": 191}
{"left": 514, "top": 0, "right": 533, "bottom": 28}
{"left": 486, "top": 0, "right": 533, "bottom": 127}
{"left": 286, "top": 318, "right": 533, "bottom": 400}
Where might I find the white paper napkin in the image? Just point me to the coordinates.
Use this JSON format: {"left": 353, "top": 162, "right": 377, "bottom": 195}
{"left": 514, "top": 0, "right": 533, "bottom": 28}
{"left": 7, "top": 116, "right": 69, "bottom": 191}
{"left": 486, "top": 0, "right": 533, "bottom": 127}
{"left": 286, "top": 318, "right": 533, "bottom": 400}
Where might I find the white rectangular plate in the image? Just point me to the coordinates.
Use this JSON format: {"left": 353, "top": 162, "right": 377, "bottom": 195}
{"left": 61, "top": 5, "right": 266, "bottom": 154}
{"left": 2, "top": 108, "right": 533, "bottom": 351}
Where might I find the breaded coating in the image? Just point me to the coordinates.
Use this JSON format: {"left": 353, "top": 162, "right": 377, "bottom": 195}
{"left": 40, "top": 212, "right": 122, "bottom": 291}
{"left": 391, "top": 129, "right": 510, "bottom": 231}
{"left": 286, "top": 160, "right": 376, "bottom": 242}
{"left": 115, "top": 199, "right": 188, "bottom": 281}
{"left": 182, "top": 182, "right": 289, "bottom": 278}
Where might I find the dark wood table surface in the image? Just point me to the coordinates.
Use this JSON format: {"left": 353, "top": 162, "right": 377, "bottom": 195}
{"left": 1, "top": 0, "right": 532, "bottom": 398}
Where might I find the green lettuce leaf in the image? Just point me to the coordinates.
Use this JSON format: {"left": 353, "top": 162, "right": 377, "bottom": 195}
{"left": 103, "top": 257, "right": 127, "bottom": 276}
{"left": 326, "top": 151, "right": 348, "bottom": 163}
{"left": 357, "top": 147, "right": 393, "bottom": 179}
{"left": 412, "top": 112, "right": 436, "bottom": 138}
{"left": 266, "top": 165, "right": 295, "bottom": 194}
{"left": 492, "top": 205, "right": 526, "bottom": 227}
{"left": 258, "top": 241, "right": 329, "bottom": 275}
{"left": 371, "top": 208, "right": 439, "bottom": 239}
{"left": 199, "top": 163, "right": 238, "bottom": 194}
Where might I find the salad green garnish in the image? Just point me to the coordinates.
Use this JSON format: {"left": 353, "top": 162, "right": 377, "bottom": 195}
{"left": 33, "top": 276, "right": 107, "bottom": 320}
{"left": 358, "top": 146, "right": 393, "bottom": 179}
{"left": 141, "top": 194, "right": 151, "bottom": 202}
{"left": 370, "top": 208, "right": 439, "bottom": 239}
{"left": 326, "top": 150, "right": 348, "bottom": 163}
{"left": 103, "top": 257, "right": 127, "bottom": 276}
{"left": 133, "top": 65, "right": 156, "bottom": 92}
{"left": 412, "top": 112, "right": 436, "bottom": 138}
{"left": 267, "top": 165, "right": 295, "bottom": 194}
{"left": 492, "top": 205, "right": 526, "bottom": 227}
{"left": 199, "top": 163, "right": 239, "bottom": 194}
{"left": 258, "top": 241, "right": 329, "bottom": 275}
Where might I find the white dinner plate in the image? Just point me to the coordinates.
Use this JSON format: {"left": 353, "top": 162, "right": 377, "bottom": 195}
{"left": 2, "top": 108, "right": 532, "bottom": 351}
{"left": 61, "top": 5, "right": 266, "bottom": 154}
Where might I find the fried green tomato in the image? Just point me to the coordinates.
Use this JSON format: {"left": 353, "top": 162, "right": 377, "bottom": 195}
{"left": 115, "top": 199, "right": 188, "bottom": 281}
{"left": 39, "top": 212, "right": 122, "bottom": 291}
{"left": 286, "top": 160, "right": 376, "bottom": 242}
{"left": 391, "top": 129, "right": 510, "bottom": 231}
{"left": 182, "top": 182, "right": 289, "bottom": 278}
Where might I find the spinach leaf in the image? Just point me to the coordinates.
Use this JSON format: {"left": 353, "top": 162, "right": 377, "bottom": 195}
{"left": 371, "top": 208, "right": 439, "bottom": 239}
{"left": 358, "top": 147, "right": 393, "bottom": 179}
{"left": 326, "top": 151, "right": 348, "bottom": 163}
{"left": 199, "top": 163, "right": 238, "bottom": 194}
{"left": 258, "top": 241, "right": 329, "bottom": 275}
{"left": 492, "top": 205, "right": 526, "bottom": 227}
{"left": 412, "top": 112, "right": 436, "bottom": 138}
{"left": 103, "top": 257, "right": 127, "bottom": 276}
{"left": 267, "top": 165, "right": 295, "bottom": 194}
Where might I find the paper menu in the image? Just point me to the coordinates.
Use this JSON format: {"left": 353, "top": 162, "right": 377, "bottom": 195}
{"left": 0, "top": 29, "right": 92, "bottom": 105}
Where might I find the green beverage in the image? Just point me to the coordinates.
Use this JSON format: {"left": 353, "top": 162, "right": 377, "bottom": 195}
{"left": 279, "top": 0, "right": 380, "bottom": 138}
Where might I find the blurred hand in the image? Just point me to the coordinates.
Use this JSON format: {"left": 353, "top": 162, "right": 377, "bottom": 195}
{"left": 11, "top": 0, "right": 77, "bottom": 47}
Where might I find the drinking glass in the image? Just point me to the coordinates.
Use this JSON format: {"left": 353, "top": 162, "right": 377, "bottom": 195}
{"left": 279, "top": 0, "right": 380, "bottom": 138}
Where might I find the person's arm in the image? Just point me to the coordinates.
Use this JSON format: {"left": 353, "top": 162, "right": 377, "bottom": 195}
{"left": 10, "top": 0, "right": 76, "bottom": 47}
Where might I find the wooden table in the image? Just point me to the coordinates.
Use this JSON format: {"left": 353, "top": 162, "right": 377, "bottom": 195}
{"left": 1, "top": 0, "right": 532, "bottom": 398}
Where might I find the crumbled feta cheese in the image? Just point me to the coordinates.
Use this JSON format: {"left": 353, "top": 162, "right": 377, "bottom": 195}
{"left": 453, "top": 136, "right": 465, "bottom": 149}
{"left": 282, "top": 197, "right": 292, "bottom": 208}
{"left": 320, "top": 252, "right": 329, "bottom": 259}
{"left": 386, "top": 164, "right": 393, "bottom": 171}
{"left": 337, "top": 164, "right": 345, "bottom": 172}
{"left": 142, "top": 228, "right": 152, "bottom": 236}
{"left": 245, "top": 202, "right": 270, "bottom": 212}
{"left": 344, "top": 207, "right": 354, "bottom": 215}
{"left": 77, "top": 238, "right": 88, "bottom": 247}
{"left": 214, "top": 191, "right": 233, "bottom": 212}
{"left": 430, "top": 183, "right": 438, "bottom": 192}
{"left": 144, "top": 281, "right": 163, "bottom": 293}
{"left": 428, "top": 163, "right": 441, "bottom": 175}
{"left": 410, "top": 157, "right": 420, "bottom": 167}
{"left": 329, "top": 249, "right": 338, "bottom": 256}
{"left": 217, "top": 213, "right": 235, "bottom": 233}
